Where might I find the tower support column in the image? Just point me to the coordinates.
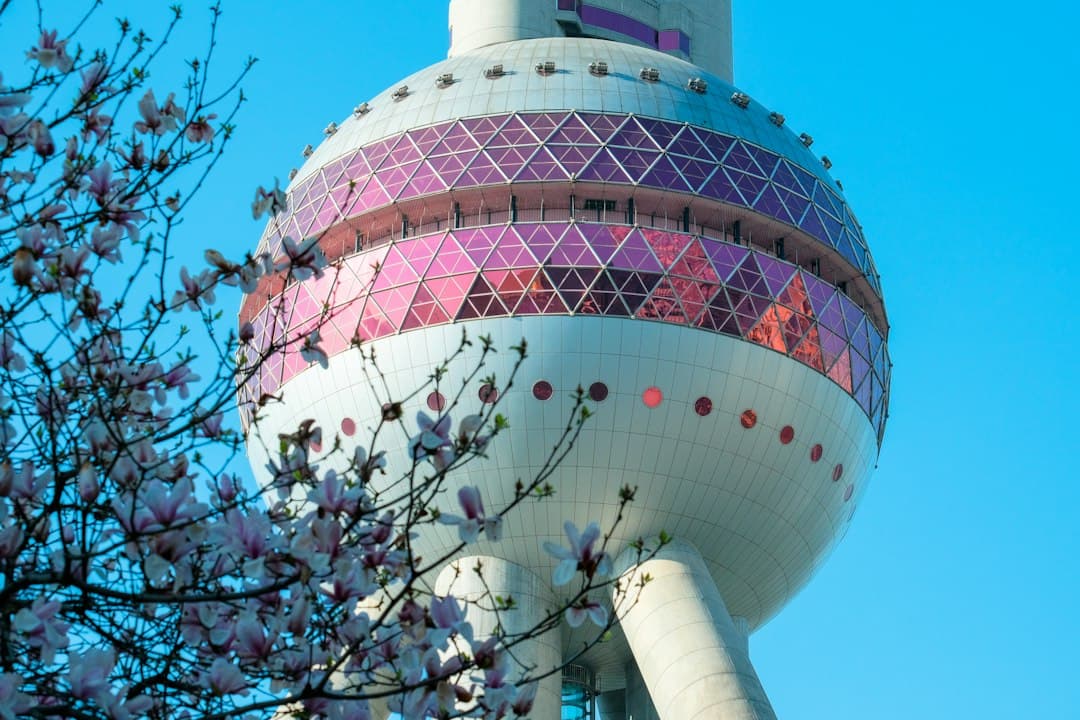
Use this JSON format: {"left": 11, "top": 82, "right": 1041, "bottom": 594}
{"left": 435, "top": 556, "right": 562, "bottom": 720}
{"left": 613, "top": 540, "right": 777, "bottom": 720}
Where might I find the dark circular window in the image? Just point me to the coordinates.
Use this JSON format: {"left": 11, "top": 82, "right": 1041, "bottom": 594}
{"left": 694, "top": 396, "right": 713, "bottom": 416}
{"left": 588, "top": 382, "right": 608, "bottom": 402}
{"left": 843, "top": 484, "right": 854, "bottom": 502}
{"left": 426, "top": 391, "right": 446, "bottom": 412}
{"left": 532, "top": 380, "right": 553, "bottom": 400}
{"left": 740, "top": 409, "right": 757, "bottom": 429}
{"left": 810, "top": 443, "right": 823, "bottom": 462}
{"left": 832, "top": 463, "right": 844, "bottom": 482}
{"left": 479, "top": 383, "right": 499, "bottom": 404}
{"left": 341, "top": 417, "right": 356, "bottom": 436}
{"left": 779, "top": 425, "right": 795, "bottom": 445}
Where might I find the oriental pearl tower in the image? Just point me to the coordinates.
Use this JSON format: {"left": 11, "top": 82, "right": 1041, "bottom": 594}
{"left": 241, "top": 2, "right": 890, "bottom": 718}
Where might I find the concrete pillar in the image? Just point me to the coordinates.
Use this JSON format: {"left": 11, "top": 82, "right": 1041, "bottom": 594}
{"left": 449, "top": 0, "right": 559, "bottom": 57}
{"left": 596, "top": 688, "right": 627, "bottom": 720}
{"left": 612, "top": 541, "right": 776, "bottom": 720}
{"left": 436, "top": 556, "right": 562, "bottom": 720}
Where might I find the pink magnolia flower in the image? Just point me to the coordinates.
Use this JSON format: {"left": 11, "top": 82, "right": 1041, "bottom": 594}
{"left": 27, "top": 30, "right": 73, "bottom": 71}
{"left": 205, "top": 658, "right": 248, "bottom": 696}
{"left": 439, "top": 486, "right": 502, "bottom": 543}
{"left": 27, "top": 119, "right": 53, "bottom": 157}
{"left": 79, "top": 61, "right": 108, "bottom": 96}
{"left": 184, "top": 114, "right": 217, "bottom": 143}
{"left": 564, "top": 595, "right": 608, "bottom": 628}
{"left": 134, "top": 90, "right": 185, "bottom": 135}
{"left": 162, "top": 362, "right": 199, "bottom": 400}
{"left": 542, "top": 521, "right": 613, "bottom": 586}
{"left": 277, "top": 235, "right": 327, "bottom": 281}
{"left": 68, "top": 648, "right": 114, "bottom": 700}
{"left": 172, "top": 267, "right": 216, "bottom": 311}
{"left": 510, "top": 682, "right": 538, "bottom": 716}
{"left": 299, "top": 329, "right": 329, "bottom": 369}
{"left": 13, "top": 598, "right": 69, "bottom": 664}
{"left": 251, "top": 180, "right": 287, "bottom": 219}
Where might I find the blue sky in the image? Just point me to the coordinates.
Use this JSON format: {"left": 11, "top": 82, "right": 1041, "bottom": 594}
{"left": 4, "top": 0, "right": 1079, "bottom": 717}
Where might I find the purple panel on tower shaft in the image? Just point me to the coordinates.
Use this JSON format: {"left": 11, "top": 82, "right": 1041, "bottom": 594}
{"left": 580, "top": 5, "right": 658, "bottom": 46}
{"left": 658, "top": 30, "right": 691, "bottom": 55}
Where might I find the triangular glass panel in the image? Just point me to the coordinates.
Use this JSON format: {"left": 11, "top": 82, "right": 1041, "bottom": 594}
{"left": 546, "top": 144, "right": 596, "bottom": 177}
{"left": 816, "top": 295, "right": 846, "bottom": 336}
{"left": 669, "top": 277, "right": 716, "bottom": 324}
{"left": 483, "top": 267, "right": 537, "bottom": 310}
{"left": 343, "top": 150, "right": 373, "bottom": 182}
{"left": 549, "top": 225, "right": 602, "bottom": 266}
{"left": 426, "top": 234, "right": 474, "bottom": 277}
{"left": 638, "top": 279, "right": 688, "bottom": 324}
{"left": 313, "top": 195, "right": 342, "bottom": 234}
{"left": 407, "top": 121, "right": 452, "bottom": 156}
{"left": 430, "top": 121, "right": 479, "bottom": 155}
{"left": 745, "top": 144, "right": 780, "bottom": 178}
{"left": 669, "top": 155, "right": 716, "bottom": 193}
{"left": 426, "top": 152, "right": 472, "bottom": 188}
{"left": 608, "top": 117, "right": 660, "bottom": 150}
{"left": 578, "top": 113, "right": 624, "bottom": 144}
{"left": 728, "top": 289, "right": 772, "bottom": 335}
{"left": 578, "top": 269, "right": 630, "bottom": 316}
{"left": 610, "top": 270, "right": 662, "bottom": 314}
{"left": 642, "top": 229, "right": 692, "bottom": 269}
{"left": 703, "top": 239, "right": 747, "bottom": 282}
{"left": 640, "top": 154, "right": 691, "bottom": 192}
{"left": 727, "top": 169, "right": 768, "bottom": 206}
{"left": 489, "top": 114, "right": 537, "bottom": 148}
{"left": 819, "top": 211, "right": 844, "bottom": 247}
{"left": 798, "top": 206, "right": 829, "bottom": 247}
{"left": 747, "top": 306, "right": 787, "bottom": 352}
{"left": 668, "top": 126, "right": 716, "bottom": 161}
{"left": 320, "top": 158, "right": 349, "bottom": 191}
{"left": 402, "top": 282, "right": 452, "bottom": 331}
{"left": 516, "top": 147, "right": 569, "bottom": 182}
{"left": 399, "top": 233, "right": 443, "bottom": 277}
{"left": 612, "top": 147, "right": 661, "bottom": 182}
{"left": 514, "top": 272, "right": 567, "bottom": 315}
{"left": 812, "top": 182, "right": 843, "bottom": 221}
{"left": 609, "top": 229, "right": 663, "bottom": 272}
{"left": 423, "top": 273, "right": 474, "bottom": 317}
{"left": 578, "top": 148, "right": 633, "bottom": 183}
{"left": 753, "top": 184, "right": 790, "bottom": 224}
{"left": 461, "top": 115, "right": 506, "bottom": 147}
{"left": 371, "top": 284, "right": 418, "bottom": 329}
{"left": 699, "top": 289, "right": 740, "bottom": 336}
{"left": 362, "top": 135, "right": 399, "bottom": 173}
{"left": 383, "top": 137, "right": 422, "bottom": 169}
{"left": 483, "top": 230, "right": 538, "bottom": 270}
{"left": 789, "top": 163, "right": 818, "bottom": 198}
{"left": 771, "top": 160, "right": 804, "bottom": 196}
{"left": 484, "top": 145, "right": 535, "bottom": 182}
{"left": 458, "top": 226, "right": 506, "bottom": 267}
{"left": 851, "top": 348, "right": 871, "bottom": 393}
{"left": 776, "top": 186, "right": 810, "bottom": 226}
{"left": 376, "top": 160, "right": 422, "bottom": 199}
{"left": 547, "top": 266, "right": 600, "bottom": 311}
{"left": 756, "top": 254, "right": 797, "bottom": 297}
{"left": 868, "top": 325, "right": 885, "bottom": 370}
{"left": 459, "top": 151, "right": 506, "bottom": 187}
{"left": 670, "top": 238, "right": 719, "bottom": 282}
{"left": 724, "top": 141, "right": 766, "bottom": 177}
{"left": 777, "top": 303, "right": 812, "bottom": 352}
{"left": 371, "top": 244, "right": 421, "bottom": 291}
{"left": 838, "top": 293, "right": 864, "bottom": 339}
{"left": 701, "top": 131, "right": 736, "bottom": 164}
{"left": 579, "top": 223, "right": 631, "bottom": 264}
{"left": 854, "top": 371, "right": 872, "bottom": 414}
{"left": 457, "top": 274, "right": 509, "bottom": 320}
{"left": 513, "top": 224, "right": 560, "bottom": 263}
{"left": 520, "top": 112, "right": 563, "bottom": 143}
{"left": 792, "top": 324, "right": 825, "bottom": 371}
{"left": 548, "top": 113, "right": 600, "bottom": 145}
{"left": 777, "top": 273, "right": 814, "bottom": 316}
{"left": 636, "top": 118, "right": 682, "bottom": 151}
{"left": 826, "top": 347, "right": 853, "bottom": 393}
{"left": 819, "top": 325, "right": 847, "bottom": 370}
{"left": 358, "top": 297, "right": 396, "bottom": 341}
{"left": 803, "top": 272, "right": 835, "bottom": 316}
{"left": 727, "top": 254, "right": 770, "bottom": 297}
{"left": 849, "top": 316, "right": 871, "bottom": 365}
{"left": 700, "top": 168, "right": 744, "bottom": 204}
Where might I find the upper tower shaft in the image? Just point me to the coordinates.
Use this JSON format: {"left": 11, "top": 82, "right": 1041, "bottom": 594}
{"left": 448, "top": 0, "right": 733, "bottom": 81}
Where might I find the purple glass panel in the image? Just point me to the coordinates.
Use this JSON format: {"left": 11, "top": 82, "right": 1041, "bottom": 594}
{"left": 459, "top": 151, "right": 506, "bottom": 187}
{"left": 728, "top": 290, "right": 772, "bottom": 334}
{"left": 401, "top": 232, "right": 443, "bottom": 276}
{"left": 754, "top": 254, "right": 796, "bottom": 298}
{"left": 426, "top": 152, "right": 471, "bottom": 188}
{"left": 548, "top": 226, "right": 601, "bottom": 266}
{"left": 670, "top": 155, "right": 715, "bottom": 193}
{"left": 812, "top": 182, "right": 843, "bottom": 220}
{"left": 608, "top": 118, "right": 661, "bottom": 150}
{"left": 431, "top": 122, "right": 480, "bottom": 155}
{"left": 852, "top": 357, "right": 871, "bottom": 409}
{"left": 513, "top": 224, "right": 560, "bottom": 263}
{"left": 701, "top": 131, "right": 735, "bottom": 163}
{"left": 579, "top": 271, "right": 629, "bottom": 316}
{"left": 458, "top": 226, "right": 505, "bottom": 266}
{"left": 548, "top": 266, "right": 599, "bottom": 311}
{"left": 819, "top": 211, "right": 844, "bottom": 246}
{"left": 521, "top": 112, "right": 563, "bottom": 143}
{"left": 516, "top": 147, "right": 570, "bottom": 182}
{"left": 484, "top": 146, "right": 533, "bottom": 181}
{"left": 383, "top": 137, "right": 422, "bottom": 169}
{"left": 771, "top": 161, "right": 803, "bottom": 196}
{"left": 745, "top": 145, "right": 780, "bottom": 178}
{"left": 397, "top": 162, "right": 448, "bottom": 200}
{"left": 546, "top": 144, "right": 596, "bottom": 177}
{"left": 578, "top": 223, "right": 629, "bottom": 264}
{"left": 578, "top": 113, "right": 624, "bottom": 143}
{"left": 642, "top": 229, "right": 691, "bottom": 268}
{"left": 658, "top": 29, "right": 681, "bottom": 52}
{"left": 422, "top": 274, "right": 473, "bottom": 317}
{"left": 699, "top": 169, "right": 745, "bottom": 205}
{"left": 372, "top": 284, "right": 418, "bottom": 329}
{"left": 668, "top": 126, "right": 716, "bottom": 161}
{"left": 609, "top": 230, "right": 663, "bottom": 272}
{"left": 612, "top": 147, "right": 660, "bottom": 181}
{"left": 314, "top": 196, "right": 341, "bottom": 232}
{"left": 458, "top": 275, "right": 509, "bottom": 321}
{"left": 484, "top": 232, "right": 537, "bottom": 270}
{"left": 727, "top": 169, "right": 768, "bottom": 205}
{"left": 320, "top": 157, "right": 350, "bottom": 190}
{"left": 425, "top": 235, "right": 475, "bottom": 277}
{"left": 798, "top": 207, "right": 829, "bottom": 248}
{"left": 610, "top": 270, "right": 662, "bottom": 314}
{"left": 670, "top": 239, "right": 719, "bottom": 283}
{"left": 489, "top": 114, "right": 537, "bottom": 147}
{"left": 640, "top": 154, "right": 692, "bottom": 193}
{"left": 407, "top": 122, "right": 452, "bottom": 155}
{"left": 703, "top": 240, "right": 746, "bottom": 282}
{"left": 638, "top": 279, "right": 687, "bottom": 323}
{"left": 725, "top": 142, "right": 766, "bottom": 177}
{"left": 699, "top": 299, "right": 741, "bottom": 337}
{"left": 849, "top": 316, "right": 871, "bottom": 363}
{"left": 330, "top": 175, "right": 370, "bottom": 212}
{"left": 461, "top": 115, "right": 506, "bottom": 146}
{"left": 753, "top": 185, "right": 788, "bottom": 222}
{"left": 803, "top": 272, "right": 836, "bottom": 317}
{"left": 580, "top": 5, "right": 657, "bottom": 46}
{"left": 371, "top": 244, "right": 421, "bottom": 291}
{"left": 578, "top": 148, "right": 633, "bottom": 183}
{"left": 549, "top": 114, "right": 600, "bottom": 145}
{"left": 727, "top": 255, "right": 769, "bottom": 297}
{"left": 376, "top": 160, "right": 422, "bottom": 199}
{"left": 362, "top": 136, "right": 400, "bottom": 173}
{"left": 816, "top": 296, "right": 846, "bottom": 337}
{"left": 776, "top": 187, "right": 811, "bottom": 226}
{"left": 637, "top": 118, "right": 682, "bottom": 150}
{"left": 789, "top": 163, "right": 818, "bottom": 198}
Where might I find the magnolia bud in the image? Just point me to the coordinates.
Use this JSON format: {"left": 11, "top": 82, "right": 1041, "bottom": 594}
{"left": 12, "top": 248, "right": 35, "bottom": 286}
{"left": 78, "top": 463, "right": 99, "bottom": 502}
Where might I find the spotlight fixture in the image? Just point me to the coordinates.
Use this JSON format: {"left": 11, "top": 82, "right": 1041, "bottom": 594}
{"left": 799, "top": 132, "right": 814, "bottom": 148}
{"left": 535, "top": 60, "right": 556, "bottom": 75}
{"left": 392, "top": 85, "right": 409, "bottom": 100}
{"left": 435, "top": 73, "right": 455, "bottom": 88}
{"left": 639, "top": 67, "right": 661, "bottom": 82}
{"left": 484, "top": 63, "right": 505, "bottom": 79}
{"left": 589, "top": 60, "right": 609, "bottom": 76}
{"left": 353, "top": 102, "right": 370, "bottom": 117}
{"left": 821, "top": 155, "right": 833, "bottom": 170}
{"left": 730, "top": 91, "right": 750, "bottom": 108}
{"left": 323, "top": 122, "right": 338, "bottom": 136}
{"left": 688, "top": 77, "right": 708, "bottom": 94}
{"left": 768, "top": 111, "right": 785, "bottom": 127}
{"left": 302, "top": 144, "right": 313, "bottom": 158}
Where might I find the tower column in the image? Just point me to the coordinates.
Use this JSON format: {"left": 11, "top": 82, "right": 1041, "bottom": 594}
{"left": 435, "top": 556, "right": 562, "bottom": 720}
{"left": 613, "top": 541, "right": 777, "bottom": 720}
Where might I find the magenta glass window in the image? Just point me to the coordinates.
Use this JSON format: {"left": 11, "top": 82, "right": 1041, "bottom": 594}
{"left": 533, "top": 380, "right": 554, "bottom": 401}
{"left": 580, "top": 5, "right": 657, "bottom": 46}
{"left": 694, "top": 396, "right": 713, "bottom": 416}
{"left": 479, "top": 383, "right": 499, "bottom": 404}
{"left": 658, "top": 30, "right": 691, "bottom": 55}
{"left": 588, "top": 382, "right": 608, "bottom": 402}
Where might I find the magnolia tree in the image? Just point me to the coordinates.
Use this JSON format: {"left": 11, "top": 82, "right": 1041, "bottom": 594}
{"left": 0, "top": 4, "right": 650, "bottom": 719}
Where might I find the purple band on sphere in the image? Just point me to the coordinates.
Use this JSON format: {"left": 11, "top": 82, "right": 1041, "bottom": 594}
{"left": 242, "top": 223, "right": 889, "bottom": 441}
